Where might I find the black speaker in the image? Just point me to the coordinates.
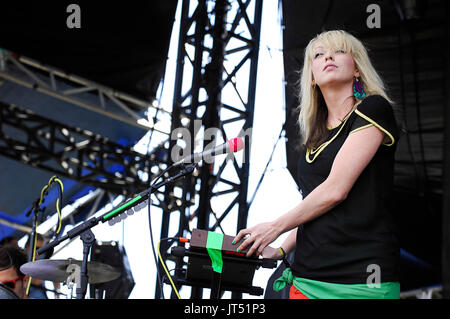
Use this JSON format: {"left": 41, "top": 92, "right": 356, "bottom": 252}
{"left": 89, "top": 241, "right": 135, "bottom": 299}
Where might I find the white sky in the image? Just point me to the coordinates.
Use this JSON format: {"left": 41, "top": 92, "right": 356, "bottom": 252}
{"left": 30, "top": 0, "right": 303, "bottom": 299}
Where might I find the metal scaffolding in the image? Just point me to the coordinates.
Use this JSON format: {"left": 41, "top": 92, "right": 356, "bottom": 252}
{"left": 0, "top": 43, "right": 184, "bottom": 242}
{"left": 157, "top": 0, "right": 262, "bottom": 299}
{"left": 0, "top": 48, "right": 171, "bottom": 133}
{"left": 0, "top": 101, "right": 169, "bottom": 198}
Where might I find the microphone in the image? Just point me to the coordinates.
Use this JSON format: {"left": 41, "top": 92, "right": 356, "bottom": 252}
{"left": 173, "top": 137, "right": 244, "bottom": 166}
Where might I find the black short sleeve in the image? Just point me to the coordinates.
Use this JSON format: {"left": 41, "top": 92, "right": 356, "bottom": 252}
{"left": 350, "top": 95, "right": 399, "bottom": 146}
{"left": 294, "top": 94, "right": 400, "bottom": 284}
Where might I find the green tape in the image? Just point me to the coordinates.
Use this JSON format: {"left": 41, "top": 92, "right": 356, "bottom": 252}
{"left": 102, "top": 195, "right": 142, "bottom": 220}
{"left": 206, "top": 231, "right": 224, "bottom": 273}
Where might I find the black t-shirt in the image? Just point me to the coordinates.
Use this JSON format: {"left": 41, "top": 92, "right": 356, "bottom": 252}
{"left": 293, "top": 95, "right": 400, "bottom": 284}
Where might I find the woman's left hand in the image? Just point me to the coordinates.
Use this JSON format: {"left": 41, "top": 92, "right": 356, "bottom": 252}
{"left": 232, "top": 222, "right": 281, "bottom": 257}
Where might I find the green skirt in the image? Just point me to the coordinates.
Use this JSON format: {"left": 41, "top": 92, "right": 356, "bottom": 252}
{"left": 273, "top": 268, "right": 400, "bottom": 299}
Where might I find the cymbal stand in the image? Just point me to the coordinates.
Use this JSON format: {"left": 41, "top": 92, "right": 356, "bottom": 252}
{"left": 66, "top": 262, "right": 80, "bottom": 299}
{"left": 25, "top": 197, "right": 42, "bottom": 262}
{"left": 62, "top": 229, "right": 95, "bottom": 299}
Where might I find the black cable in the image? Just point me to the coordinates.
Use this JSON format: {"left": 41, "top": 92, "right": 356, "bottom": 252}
{"left": 148, "top": 186, "right": 164, "bottom": 299}
{"left": 147, "top": 164, "right": 187, "bottom": 298}
{"left": 147, "top": 165, "right": 172, "bottom": 299}
{"left": 248, "top": 126, "right": 284, "bottom": 209}
{"left": 142, "top": 91, "right": 169, "bottom": 299}
{"left": 148, "top": 163, "right": 197, "bottom": 299}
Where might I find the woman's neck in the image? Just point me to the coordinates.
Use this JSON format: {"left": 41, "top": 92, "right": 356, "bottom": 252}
{"left": 321, "top": 84, "right": 355, "bottom": 127}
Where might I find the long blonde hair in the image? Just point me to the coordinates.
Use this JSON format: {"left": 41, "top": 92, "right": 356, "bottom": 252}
{"left": 298, "top": 30, "right": 392, "bottom": 149}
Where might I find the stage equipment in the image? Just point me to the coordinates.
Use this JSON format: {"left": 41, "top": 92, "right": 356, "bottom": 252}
{"left": 89, "top": 241, "right": 135, "bottom": 299}
{"left": 35, "top": 162, "right": 197, "bottom": 299}
{"left": 20, "top": 259, "right": 120, "bottom": 284}
{"left": 169, "top": 228, "right": 277, "bottom": 298}
{"left": 173, "top": 137, "right": 244, "bottom": 166}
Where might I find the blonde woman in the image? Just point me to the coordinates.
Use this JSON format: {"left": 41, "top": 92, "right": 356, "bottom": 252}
{"left": 233, "top": 30, "right": 400, "bottom": 299}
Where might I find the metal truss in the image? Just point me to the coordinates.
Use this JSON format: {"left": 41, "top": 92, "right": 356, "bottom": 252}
{"left": 0, "top": 101, "right": 171, "bottom": 199}
{"left": 0, "top": 48, "right": 171, "bottom": 133}
{"left": 157, "top": 0, "right": 262, "bottom": 299}
{"left": 0, "top": 48, "right": 182, "bottom": 243}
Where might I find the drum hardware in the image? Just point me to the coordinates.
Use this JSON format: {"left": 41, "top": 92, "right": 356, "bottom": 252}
{"left": 21, "top": 258, "right": 121, "bottom": 283}
{"left": 20, "top": 257, "right": 121, "bottom": 299}
{"left": 66, "top": 263, "right": 80, "bottom": 298}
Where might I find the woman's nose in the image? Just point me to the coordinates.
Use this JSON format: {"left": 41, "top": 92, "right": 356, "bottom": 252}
{"left": 324, "top": 52, "right": 333, "bottom": 61}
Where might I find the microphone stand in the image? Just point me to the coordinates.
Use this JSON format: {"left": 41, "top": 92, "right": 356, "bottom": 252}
{"left": 26, "top": 199, "right": 38, "bottom": 263}
{"left": 77, "top": 229, "right": 95, "bottom": 299}
{"left": 26, "top": 197, "right": 45, "bottom": 263}
{"left": 36, "top": 163, "right": 197, "bottom": 299}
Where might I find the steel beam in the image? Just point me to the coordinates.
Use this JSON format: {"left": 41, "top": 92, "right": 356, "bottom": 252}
{"left": 0, "top": 101, "right": 170, "bottom": 199}
{"left": 156, "top": 0, "right": 262, "bottom": 299}
{"left": 0, "top": 49, "right": 171, "bottom": 133}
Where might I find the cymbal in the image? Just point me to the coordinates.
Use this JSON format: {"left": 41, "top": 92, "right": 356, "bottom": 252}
{"left": 20, "top": 259, "right": 121, "bottom": 284}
